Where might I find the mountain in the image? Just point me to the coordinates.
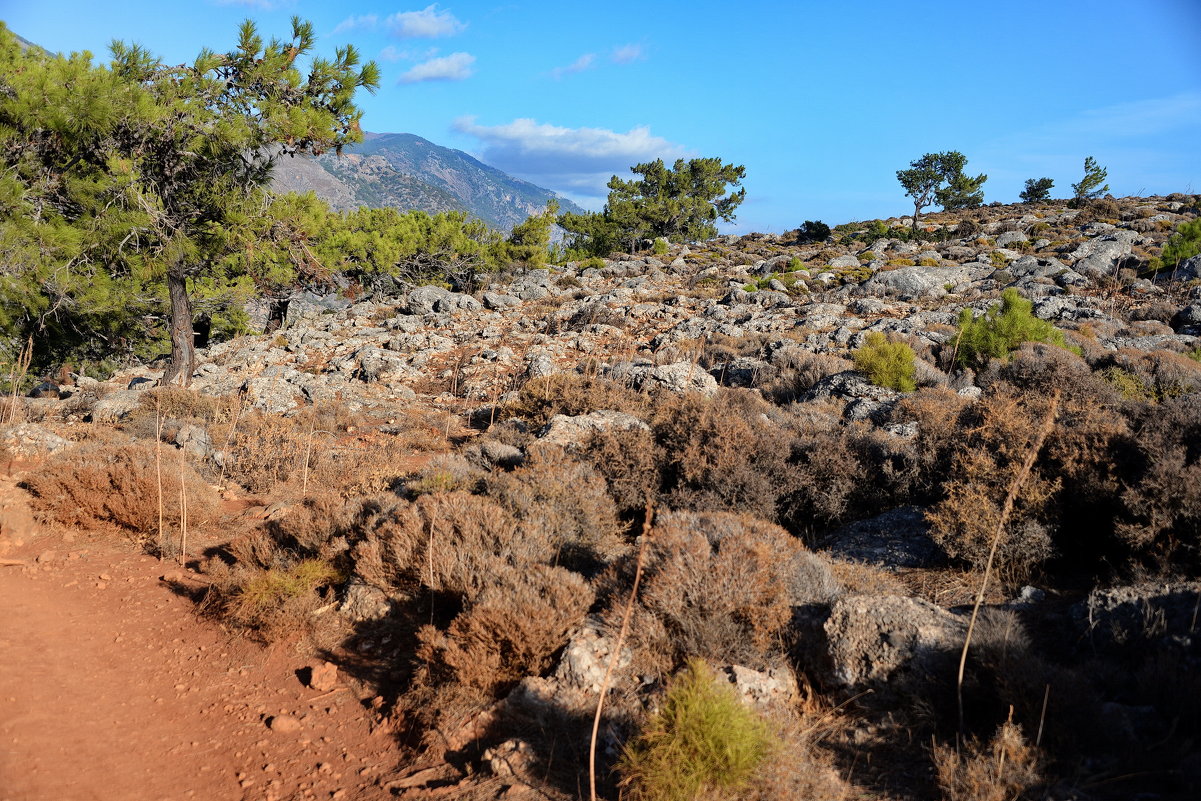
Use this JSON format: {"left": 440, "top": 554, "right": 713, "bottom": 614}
{"left": 271, "top": 132, "right": 584, "bottom": 230}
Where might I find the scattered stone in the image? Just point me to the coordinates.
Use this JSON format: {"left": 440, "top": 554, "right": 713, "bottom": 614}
{"left": 307, "top": 662, "right": 338, "bottom": 692}
{"left": 268, "top": 714, "right": 302, "bottom": 734}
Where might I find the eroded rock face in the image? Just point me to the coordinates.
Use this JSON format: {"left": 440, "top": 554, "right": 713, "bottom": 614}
{"left": 823, "top": 595, "right": 966, "bottom": 687}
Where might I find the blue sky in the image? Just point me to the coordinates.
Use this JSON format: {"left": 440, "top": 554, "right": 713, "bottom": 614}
{"left": 4, "top": 0, "right": 1200, "bottom": 233}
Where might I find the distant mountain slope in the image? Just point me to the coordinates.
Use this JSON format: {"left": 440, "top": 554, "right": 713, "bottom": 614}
{"left": 271, "top": 132, "right": 583, "bottom": 230}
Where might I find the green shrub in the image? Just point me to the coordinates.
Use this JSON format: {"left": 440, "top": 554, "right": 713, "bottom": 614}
{"left": 1161, "top": 218, "right": 1201, "bottom": 269}
{"left": 580, "top": 256, "right": 607, "bottom": 270}
{"left": 787, "top": 255, "right": 803, "bottom": 271}
{"left": 853, "top": 332, "right": 917, "bottom": 392}
{"left": 859, "top": 250, "right": 876, "bottom": 262}
{"left": 954, "top": 289, "right": 1068, "bottom": 370}
{"left": 619, "top": 658, "right": 774, "bottom": 801}
{"left": 797, "top": 219, "right": 831, "bottom": 242}
{"left": 652, "top": 237, "right": 670, "bottom": 256}
{"left": 886, "top": 257, "right": 916, "bottom": 267}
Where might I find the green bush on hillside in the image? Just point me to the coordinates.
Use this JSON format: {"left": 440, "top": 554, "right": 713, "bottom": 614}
{"left": 619, "top": 658, "right": 774, "bottom": 801}
{"left": 853, "top": 332, "right": 917, "bottom": 392}
{"left": 954, "top": 289, "right": 1068, "bottom": 369}
{"left": 1161, "top": 218, "right": 1201, "bottom": 271}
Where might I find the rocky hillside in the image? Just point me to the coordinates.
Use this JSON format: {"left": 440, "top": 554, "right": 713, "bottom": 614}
{"left": 271, "top": 131, "right": 584, "bottom": 230}
{"left": 7, "top": 194, "right": 1201, "bottom": 801}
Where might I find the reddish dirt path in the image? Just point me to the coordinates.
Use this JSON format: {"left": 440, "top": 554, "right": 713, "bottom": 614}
{"left": 0, "top": 527, "right": 399, "bottom": 801}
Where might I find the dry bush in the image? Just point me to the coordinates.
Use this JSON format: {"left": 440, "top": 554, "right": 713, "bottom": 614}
{"left": 564, "top": 301, "right": 628, "bottom": 332}
{"left": 258, "top": 491, "right": 355, "bottom": 559}
{"left": 652, "top": 390, "right": 797, "bottom": 523}
{"left": 781, "top": 426, "right": 870, "bottom": 533}
{"left": 932, "top": 721, "right": 1042, "bottom": 801}
{"left": 139, "top": 387, "right": 239, "bottom": 423}
{"left": 405, "top": 453, "right": 484, "bottom": 497}
{"left": 344, "top": 491, "right": 559, "bottom": 603}
{"left": 1117, "top": 396, "right": 1201, "bottom": 569}
{"left": 579, "top": 426, "right": 664, "bottom": 517}
{"left": 926, "top": 390, "right": 1060, "bottom": 584}
{"left": 886, "top": 388, "right": 972, "bottom": 501}
{"left": 609, "top": 511, "right": 837, "bottom": 676}
{"left": 503, "top": 373, "right": 651, "bottom": 426}
{"left": 416, "top": 564, "right": 594, "bottom": 694}
{"left": 484, "top": 446, "right": 628, "bottom": 571}
{"left": 762, "top": 352, "right": 852, "bottom": 405}
{"left": 222, "top": 411, "right": 308, "bottom": 492}
{"left": 22, "top": 439, "right": 218, "bottom": 543}
{"left": 1094, "top": 348, "right": 1201, "bottom": 401}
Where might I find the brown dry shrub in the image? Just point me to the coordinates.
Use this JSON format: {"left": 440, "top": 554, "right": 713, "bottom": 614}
{"left": 485, "top": 446, "right": 628, "bottom": 570}
{"left": 932, "top": 721, "right": 1043, "bottom": 801}
{"left": 610, "top": 511, "right": 837, "bottom": 675}
{"left": 782, "top": 426, "right": 870, "bottom": 533}
{"left": 344, "top": 492, "right": 556, "bottom": 602}
{"left": 926, "top": 390, "right": 1060, "bottom": 584}
{"left": 762, "top": 352, "right": 852, "bottom": 404}
{"left": 504, "top": 373, "right": 651, "bottom": 426}
{"left": 22, "top": 439, "right": 218, "bottom": 542}
{"left": 1094, "top": 348, "right": 1201, "bottom": 400}
{"left": 1116, "top": 396, "right": 1201, "bottom": 568}
{"left": 221, "top": 412, "right": 308, "bottom": 493}
{"left": 579, "top": 426, "right": 664, "bottom": 517}
{"left": 138, "top": 387, "right": 239, "bottom": 423}
{"left": 416, "top": 564, "right": 594, "bottom": 694}
{"left": 887, "top": 388, "right": 972, "bottom": 500}
{"left": 652, "top": 389, "right": 796, "bottom": 523}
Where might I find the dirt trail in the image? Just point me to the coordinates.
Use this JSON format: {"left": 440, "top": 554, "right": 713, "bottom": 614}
{"left": 0, "top": 482, "right": 398, "bottom": 801}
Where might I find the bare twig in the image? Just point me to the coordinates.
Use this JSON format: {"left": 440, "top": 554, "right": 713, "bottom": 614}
{"left": 956, "top": 390, "right": 1060, "bottom": 736}
{"left": 590, "top": 505, "right": 654, "bottom": 801}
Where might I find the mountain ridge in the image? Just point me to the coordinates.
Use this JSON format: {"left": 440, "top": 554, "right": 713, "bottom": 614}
{"left": 271, "top": 131, "right": 584, "bottom": 230}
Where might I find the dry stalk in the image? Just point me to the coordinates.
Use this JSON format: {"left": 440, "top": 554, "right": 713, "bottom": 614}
{"left": 155, "top": 394, "right": 164, "bottom": 561}
{"left": 589, "top": 505, "right": 654, "bottom": 801}
{"left": 956, "top": 389, "right": 1060, "bottom": 736}
{"left": 177, "top": 446, "right": 189, "bottom": 566}
{"left": 217, "top": 392, "right": 245, "bottom": 488}
{"left": 5, "top": 337, "right": 33, "bottom": 424}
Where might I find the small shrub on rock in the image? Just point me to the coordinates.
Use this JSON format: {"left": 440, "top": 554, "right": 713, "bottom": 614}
{"left": 954, "top": 289, "right": 1069, "bottom": 370}
{"left": 619, "top": 658, "right": 775, "bottom": 801}
{"left": 853, "top": 332, "right": 917, "bottom": 392}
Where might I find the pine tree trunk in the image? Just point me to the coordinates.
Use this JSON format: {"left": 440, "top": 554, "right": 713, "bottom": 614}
{"left": 161, "top": 267, "right": 196, "bottom": 387}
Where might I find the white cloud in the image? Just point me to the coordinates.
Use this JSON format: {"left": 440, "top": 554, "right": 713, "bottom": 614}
{"left": 400, "top": 52, "right": 475, "bottom": 83}
{"left": 550, "top": 53, "right": 596, "bottom": 80}
{"left": 386, "top": 5, "right": 466, "bottom": 38}
{"left": 611, "top": 44, "right": 645, "bottom": 64}
{"left": 331, "top": 13, "right": 379, "bottom": 34}
{"left": 453, "top": 116, "right": 690, "bottom": 200}
{"left": 216, "top": 0, "right": 293, "bottom": 9}
{"left": 379, "top": 45, "right": 439, "bottom": 62}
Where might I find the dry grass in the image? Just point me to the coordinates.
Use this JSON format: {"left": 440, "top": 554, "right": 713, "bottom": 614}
{"left": 206, "top": 557, "right": 343, "bottom": 641}
{"left": 932, "top": 720, "right": 1043, "bottom": 801}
